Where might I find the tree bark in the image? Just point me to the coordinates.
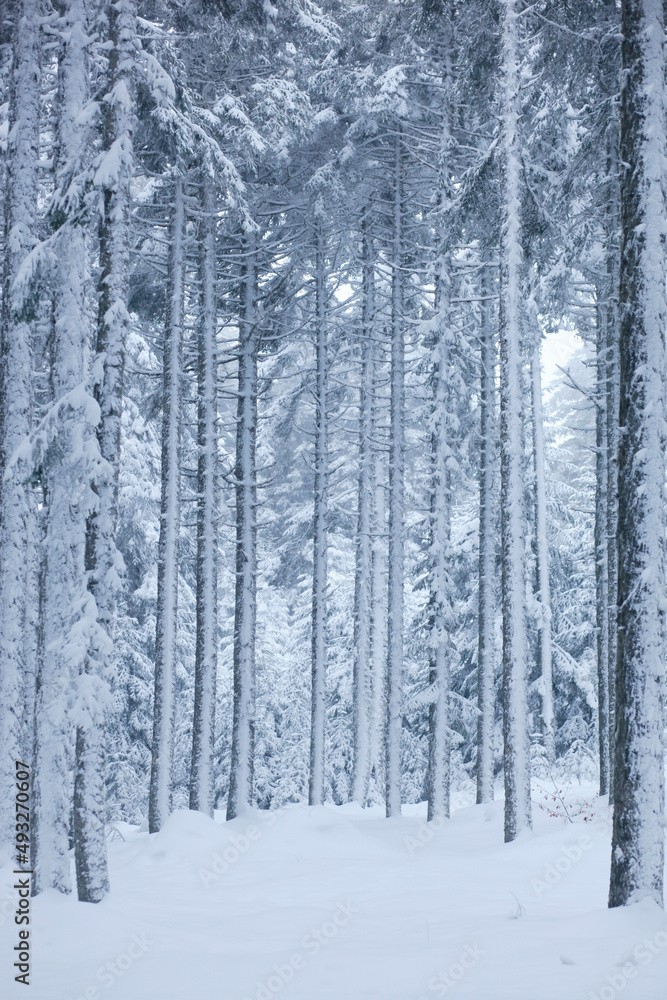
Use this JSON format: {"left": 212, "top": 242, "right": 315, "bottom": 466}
{"left": 605, "top": 130, "right": 621, "bottom": 801}
{"left": 227, "top": 234, "right": 258, "bottom": 819}
{"left": 476, "top": 266, "right": 497, "bottom": 805}
{"left": 531, "top": 343, "right": 554, "bottom": 763}
{"left": 309, "top": 227, "right": 329, "bottom": 807}
{"left": 595, "top": 287, "right": 611, "bottom": 796}
{"left": 498, "top": 0, "right": 532, "bottom": 843}
{"left": 75, "top": 0, "right": 136, "bottom": 901}
{"left": 38, "top": 0, "right": 92, "bottom": 899}
{"left": 0, "top": 0, "right": 40, "bottom": 856}
{"left": 609, "top": 0, "right": 666, "bottom": 909}
{"left": 149, "top": 176, "right": 185, "bottom": 833}
{"left": 190, "top": 174, "right": 219, "bottom": 816}
{"left": 369, "top": 345, "right": 387, "bottom": 802}
{"left": 385, "top": 130, "right": 405, "bottom": 819}
{"left": 606, "top": 283, "right": 620, "bottom": 803}
{"left": 351, "top": 220, "right": 374, "bottom": 806}
{"left": 426, "top": 258, "right": 453, "bottom": 822}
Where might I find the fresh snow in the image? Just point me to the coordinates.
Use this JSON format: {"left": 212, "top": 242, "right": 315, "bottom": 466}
{"left": 2, "top": 788, "right": 666, "bottom": 999}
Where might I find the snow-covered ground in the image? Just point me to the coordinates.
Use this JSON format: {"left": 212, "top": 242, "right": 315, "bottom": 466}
{"left": 2, "top": 783, "right": 666, "bottom": 1000}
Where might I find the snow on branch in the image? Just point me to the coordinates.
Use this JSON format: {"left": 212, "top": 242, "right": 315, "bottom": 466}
{"left": 4, "top": 384, "right": 107, "bottom": 488}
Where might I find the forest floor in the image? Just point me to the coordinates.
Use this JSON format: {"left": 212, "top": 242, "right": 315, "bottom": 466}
{"left": 2, "top": 781, "right": 667, "bottom": 1000}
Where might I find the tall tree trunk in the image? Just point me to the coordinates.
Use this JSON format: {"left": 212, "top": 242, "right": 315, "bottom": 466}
{"left": 609, "top": 0, "right": 666, "bottom": 909}
{"left": 476, "top": 266, "right": 497, "bottom": 805}
{"left": 530, "top": 343, "right": 554, "bottom": 763}
{"left": 309, "top": 228, "right": 329, "bottom": 807}
{"left": 426, "top": 262, "right": 452, "bottom": 823}
{"left": 606, "top": 308, "right": 620, "bottom": 794}
{"left": 606, "top": 296, "right": 620, "bottom": 800}
{"left": 595, "top": 288, "right": 611, "bottom": 796}
{"left": 369, "top": 349, "right": 387, "bottom": 801}
{"left": 34, "top": 0, "right": 91, "bottom": 898}
{"left": 0, "top": 0, "right": 40, "bottom": 854}
{"left": 75, "top": 0, "right": 136, "bottom": 901}
{"left": 190, "top": 174, "right": 219, "bottom": 816}
{"left": 149, "top": 176, "right": 185, "bottom": 833}
{"left": 227, "top": 236, "right": 258, "bottom": 820}
{"left": 596, "top": 91, "right": 621, "bottom": 800}
{"left": 385, "top": 130, "right": 405, "bottom": 818}
{"left": 605, "top": 132, "right": 621, "bottom": 802}
{"left": 498, "top": 0, "right": 531, "bottom": 843}
{"left": 351, "top": 220, "right": 374, "bottom": 806}
{"left": 74, "top": 0, "right": 136, "bottom": 902}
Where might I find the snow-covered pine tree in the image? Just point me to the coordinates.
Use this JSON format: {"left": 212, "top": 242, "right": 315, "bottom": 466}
{"left": 27, "top": 0, "right": 92, "bottom": 894}
{"left": 189, "top": 170, "right": 219, "bottom": 817}
{"left": 609, "top": 0, "right": 666, "bottom": 909}
{"left": 74, "top": 0, "right": 138, "bottom": 901}
{"left": 34, "top": 0, "right": 99, "bottom": 900}
{"left": 423, "top": 0, "right": 455, "bottom": 824}
{"left": 149, "top": 175, "right": 186, "bottom": 833}
{"left": 369, "top": 328, "right": 388, "bottom": 803}
{"left": 594, "top": 285, "right": 611, "bottom": 796}
{"left": 351, "top": 214, "right": 375, "bottom": 806}
{"left": 476, "top": 265, "right": 497, "bottom": 805}
{"left": 385, "top": 129, "right": 406, "bottom": 819}
{"left": 601, "top": 0, "right": 622, "bottom": 810}
{"left": 498, "top": 0, "right": 531, "bottom": 843}
{"left": 600, "top": 87, "right": 622, "bottom": 802}
{"left": 605, "top": 304, "right": 620, "bottom": 799}
{"left": 308, "top": 223, "right": 329, "bottom": 805}
{"left": 426, "top": 259, "right": 453, "bottom": 822}
{"left": 529, "top": 331, "right": 554, "bottom": 764}
{"left": 604, "top": 222, "right": 620, "bottom": 801}
{"left": 309, "top": 223, "right": 329, "bottom": 807}
{"left": 0, "top": 0, "right": 41, "bottom": 853}
{"left": 227, "top": 231, "right": 259, "bottom": 820}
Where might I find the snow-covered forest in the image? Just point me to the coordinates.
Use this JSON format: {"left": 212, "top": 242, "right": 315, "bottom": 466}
{"left": 1, "top": 0, "right": 666, "bottom": 997}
